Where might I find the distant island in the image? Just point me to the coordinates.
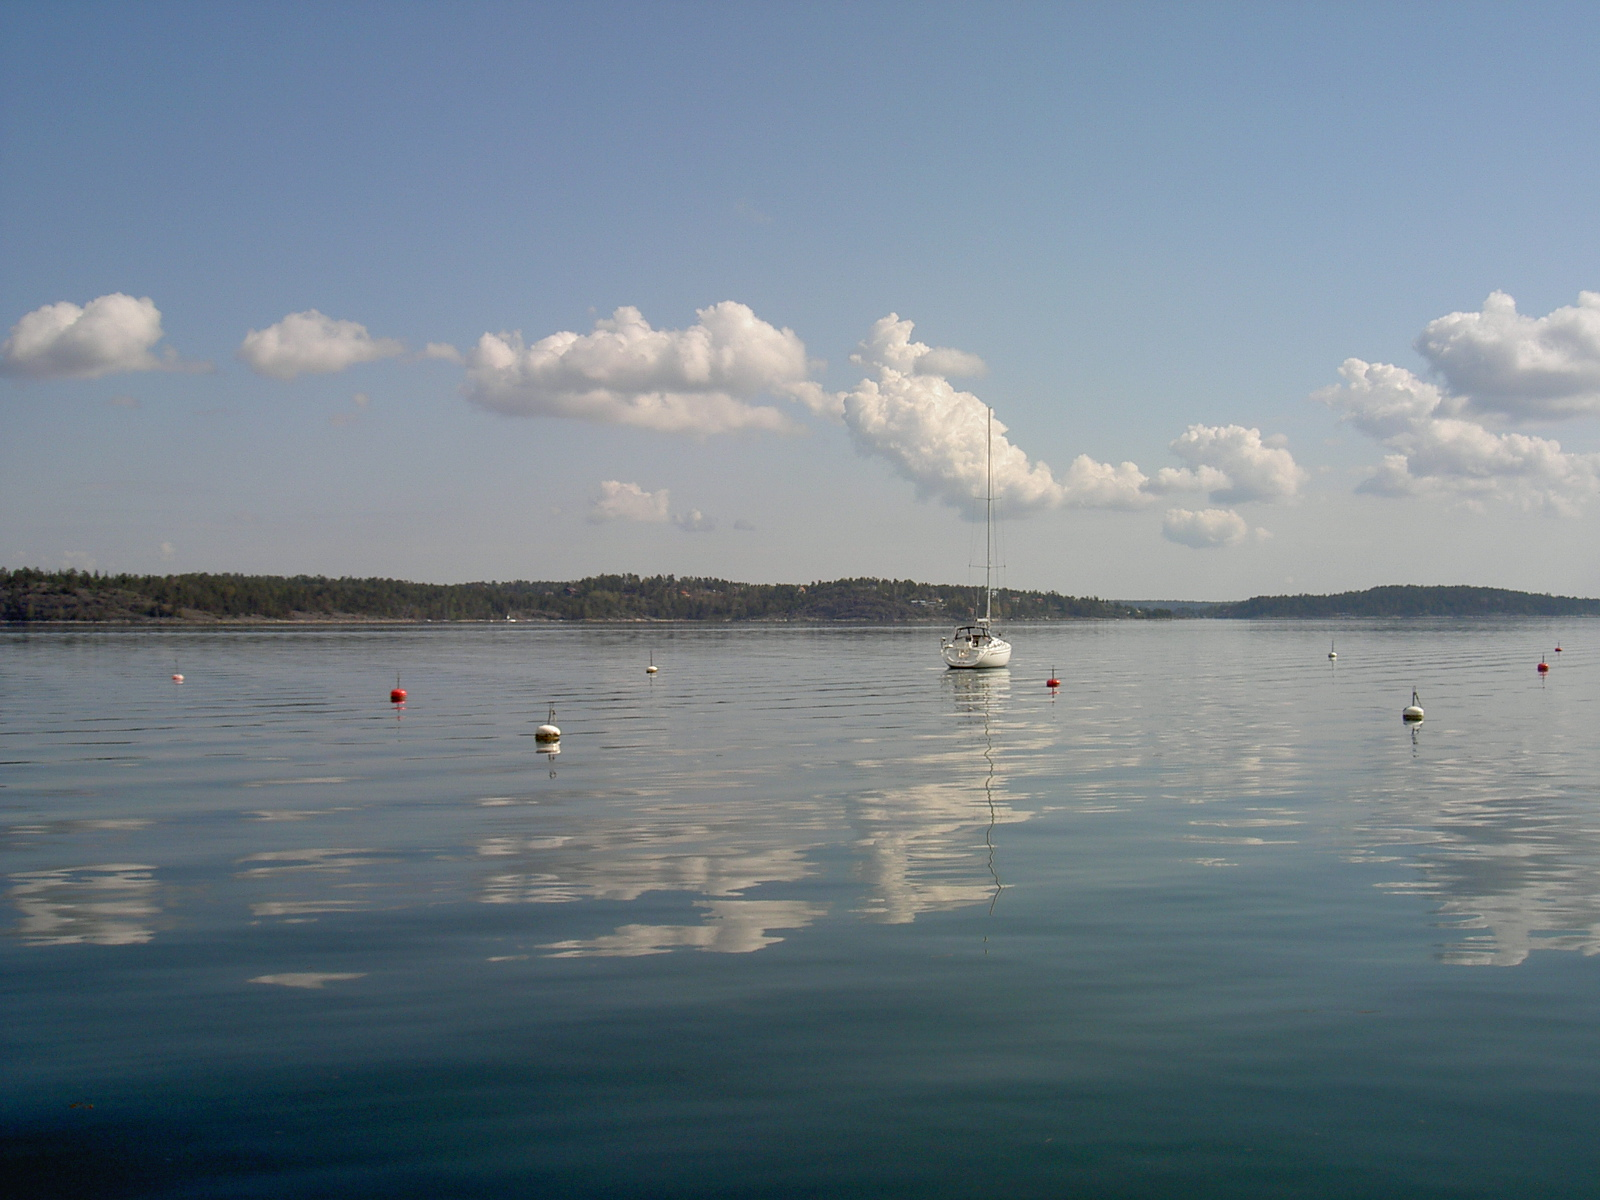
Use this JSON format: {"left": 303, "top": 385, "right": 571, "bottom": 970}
{"left": 1209, "top": 584, "right": 1600, "bottom": 619}
{"left": 0, "top": 569, "right": 1167, "bottom": 624}
{"left": 3, "top": 572, "right": 1594, "bottom": 624}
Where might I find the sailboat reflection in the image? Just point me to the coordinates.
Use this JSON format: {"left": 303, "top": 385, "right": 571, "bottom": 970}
{"left": 961, "top": 672, "right": 1005, "bottom": 918}
{"left": 849, "top": 670, "right": 1026, "bottom": 925}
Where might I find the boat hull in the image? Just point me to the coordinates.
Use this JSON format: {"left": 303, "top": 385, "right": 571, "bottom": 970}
{"left": 942, "top": 637, "right": 1012, "bottom": 669}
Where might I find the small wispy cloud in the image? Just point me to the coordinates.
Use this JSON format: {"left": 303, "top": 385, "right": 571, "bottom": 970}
{"left": 673, "top": 509, "right": 716, "bottom": 533}
{"left": 734, "top": 199, "right": 773, "bottom": 226}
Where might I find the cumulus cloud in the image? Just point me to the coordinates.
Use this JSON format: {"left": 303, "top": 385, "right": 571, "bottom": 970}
{"left": 1416, "top": 291, "right": 1600, "bottom": 420}
{"left": 589, "top": 480, "right": 670, "bottom": 524}
{"left": 238, "top": 310, "right": 404, "bottom": 380}
{"left": 462, "top": 302, "right": 824, "bottom": 434}
{"left": 1317, "top": 358, "right": 1600, "bottom": 514}
{"left": 1151, "top": 424, "right": 1306, "bottom": 503}
{"left": 1162, "top": 507, "right": 1250, "bottom": 548}
{"left": 840, "top": 314, "right": 1147, "bottom": 516}
{"left": 852, "top": 315, "right": 987, "bottom": 378}
{"left": 1, "top": 293, "right": 192, "bottom": 379}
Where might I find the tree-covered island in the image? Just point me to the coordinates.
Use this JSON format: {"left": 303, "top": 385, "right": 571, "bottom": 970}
{"left": 0, "top": 570, "right": 1168, "bottom": 623}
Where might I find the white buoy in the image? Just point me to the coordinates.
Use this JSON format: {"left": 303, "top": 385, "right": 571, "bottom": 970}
{"left": 1402, "top": 688, "right": 1424, "bottom": 722}
{"left": 646, "top": 651, "right": 658, "bottom": 675}
{"left": 1328, "top": 638, "right": 1337, "bottom": 661}
{"left": 535, "top": 704, "right": 561, "bottom": 743}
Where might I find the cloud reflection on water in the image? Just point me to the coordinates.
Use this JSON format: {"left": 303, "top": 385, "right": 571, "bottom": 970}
{"left": 8, "top": 863, "right": 161, "bottom": 945}
{"left": 6, "top": 626, "right": 1596, "bottom": 969}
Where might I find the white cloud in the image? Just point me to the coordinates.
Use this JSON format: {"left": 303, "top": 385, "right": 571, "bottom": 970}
{"left": 1162, "top": 507, "right": 1250, "bottom": 548}
{"left": 1416, "top": 291, "right": 1600, "bottom": 420}
{"left": 423, "top": 342, "right": 463, "bottom": 364}
{"left": 1317, "top": 358, "right": 1600, "bottom": 514}
{"left": 588, "top": 481, "right": 718, "bottom": 531}
{"left": 1, "top": 293, "right": 188, "bottom": 380}
{"left": 238, "top": 310, "right": 404, "bottom": 380}
{"left": 673, "top": 509, "right": 716, "bottom": 533}
{"left": 841, "top": 314, "right": 1147, "bottom": 516}
{"left": 462, "top": 302, "right": 821, "bottom": 434}
{"left": 159, "top": 541, "right": 176, "bottom": 562}
{"left": 852, "top": 314, "right": 987, "bottom": 378}
{"left": 589, "top": 480, "right": 670, "bottom": 524}
{"left": 1152, "top": 424, "right": 1307, "bottom": 503}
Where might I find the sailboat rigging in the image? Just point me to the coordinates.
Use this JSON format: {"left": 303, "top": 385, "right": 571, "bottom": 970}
{"left": 941, "top": 407, "right": 1012, "bottom": 669}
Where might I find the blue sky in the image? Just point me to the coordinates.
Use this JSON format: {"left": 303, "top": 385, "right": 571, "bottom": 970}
{"left": 4, "top": 1, "right": 1600, "bottom": 599}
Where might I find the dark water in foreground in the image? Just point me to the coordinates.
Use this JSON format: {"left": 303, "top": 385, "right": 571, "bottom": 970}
{"left": 3, "top": 620, "right": 1598, "bottom": 1198}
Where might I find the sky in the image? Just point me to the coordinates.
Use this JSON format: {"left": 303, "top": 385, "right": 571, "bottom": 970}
{"left": 4, "top": 1, "right": 1600, "bottom": 601}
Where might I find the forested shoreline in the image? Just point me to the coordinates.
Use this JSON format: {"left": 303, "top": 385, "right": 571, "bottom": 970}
{"left": 4, "top": 572, "right": 1595, "bottom": 625}
{"left": 0, "top": 570, "right": 1168, "bottom": 624}
{"left": 1209, "top": 584, "right": 1600, "bottom": 619}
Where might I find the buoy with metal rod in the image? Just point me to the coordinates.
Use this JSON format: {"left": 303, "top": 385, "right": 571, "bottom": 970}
{"left": 1328, "top": 638, "right": 1337, "bottom": 661}
{"left": 390, "top": 673, "right": 407, "bottom": 704}
{"left": 1046, "top": 668, "right": 1060, "bottom": 688}
{"left": 1402, "top": 689, "right": 1424, "bottom": 722}
{"left": 1538, "top": 656, "right": 1549, "bottom": 674}
{"left": 535, "top": 705, "right": 561, "bottom": 743}
{"left": 1555, "top": 643, "right": 1563, "bottom": 653}
{"left": 646, "top": 652, "right": 658, "bottom": 675}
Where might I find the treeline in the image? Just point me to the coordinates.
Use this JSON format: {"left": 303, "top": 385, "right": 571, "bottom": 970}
{"left": 1214, "top": 585, "right": 1600, "bottom": 619}
{"left": 0, "top": 569, "right": 1172, "bottom": 624}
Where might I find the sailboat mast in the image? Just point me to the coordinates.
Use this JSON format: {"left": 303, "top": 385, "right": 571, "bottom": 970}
{"left": 984, "top": 407, "right": 993, "bottom": 624}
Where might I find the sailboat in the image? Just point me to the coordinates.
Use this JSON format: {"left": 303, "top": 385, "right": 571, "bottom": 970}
{"left": 942, "top": 407, "right": 1012, "bottom": 670}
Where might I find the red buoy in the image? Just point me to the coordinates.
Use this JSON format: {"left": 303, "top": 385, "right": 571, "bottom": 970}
{"left": 172, "top": 673, "right": 184, "bottom": 683}
{"left": 1046, "top": 667, "right": 1060, "bottom": 688}
{"left": 390, "top": 688, "right": 407, "bottom": 702}
{"left": 1538, "top": 658, "right": 1549, "bottom": 673}
{"left": 1555, "top": 645, "right": 1563, "bottom": 653}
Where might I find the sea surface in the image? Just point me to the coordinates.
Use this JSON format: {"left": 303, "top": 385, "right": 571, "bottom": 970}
{"left": 3, "top": 619, "right": 1598, "bottom": 1198}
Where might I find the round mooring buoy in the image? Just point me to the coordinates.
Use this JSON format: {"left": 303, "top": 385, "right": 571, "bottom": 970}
{"left": 172, "top": 673, "right": 184, "bottom": 683}
{"left": 1402, "top": 688, "right": 1424, "bottom": 722}
{"left": 1046, "top": 667, "right": 1060, "bottom": 688}
{"left": 390, "top": 673, "right": 407, "bottom": 703}
{"left": 1538, "top": 657, "right": 1549, "bottom": 673}
{"left": 535, "top": 705, "right": 561, "bottom": 743}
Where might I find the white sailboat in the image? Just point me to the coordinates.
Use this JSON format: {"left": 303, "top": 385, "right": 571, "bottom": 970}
{"left": 942, "top": 407, "right": 1012, "bottom": 670}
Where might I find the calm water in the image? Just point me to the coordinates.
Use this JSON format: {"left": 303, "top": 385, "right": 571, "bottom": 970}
{"left": 3, "top": 620, "right": 1598, "bottom": 1198}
